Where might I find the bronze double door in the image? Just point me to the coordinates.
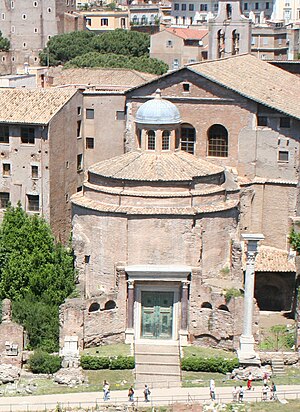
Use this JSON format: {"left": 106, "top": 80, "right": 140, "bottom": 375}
{"left": 141, "top": 291, "right": 174, "bottom": 339}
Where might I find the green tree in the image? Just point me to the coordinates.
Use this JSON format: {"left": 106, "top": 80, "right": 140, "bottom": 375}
{"left": 0, "top": 31, "right": 10, "bottom": 52}
{"left": 0, "top": 204, "right": 75, "bottom": 351}
{"left": 39, "top": 31, "right": 96, "bottom": 66}
{"left": 91, "top": 29, "right": 150, "bottom": 57}
{"left": 65, "top": 52, "right": 168, "bottom": 75}
{"left": 39, "top": 29, "right": 151, "bottom": 67}
{"left": 290, "top": 228, "right": 300, "bottom": 254}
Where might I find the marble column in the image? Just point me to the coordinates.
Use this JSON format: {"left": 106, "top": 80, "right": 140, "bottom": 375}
{"left": 125, "top": 280, "right": 135, "bottom": 344}
{"left": 179, "top": 281, "right": 189, "bottom": 347}
{"left": 238, "top": 234, "right": 264, "bottom": 365}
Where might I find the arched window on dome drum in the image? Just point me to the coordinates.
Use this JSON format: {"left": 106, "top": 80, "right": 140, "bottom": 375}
{"left": 208, "top": 124, "right": 228, "bottom": 157}
{"left": 180, "top": 124, "right": 196, "bottom": 154}
{"left": 137, "top": 128, "right": 142, "bottom": 148}
{"left": 147, "top": 130, "right": 156, "bottom": 150}
{"left": 162, "top": 130, "right": 170, "bottom": 151}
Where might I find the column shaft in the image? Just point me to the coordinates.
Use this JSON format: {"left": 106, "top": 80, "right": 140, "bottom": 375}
{"left": 127, "top": 281, "right": 134, "bottom": 329}
{"left": 181, "top": 282, "right": 189, "bottom": 330}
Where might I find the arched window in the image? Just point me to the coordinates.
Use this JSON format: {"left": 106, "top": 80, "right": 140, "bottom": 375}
{"left": 218, "top": 304, "right": 229, "bottom": 312}
{"left": 137, "top": 129, "right": 141, "bottom": 148}
{"left": 141, "top": 15, "right": 147, "bottom": 25}
{"left": 180, "top": 124, "right": 196, "bottom": 154}
{"left": 207, "top": 124, "right": 228, "bottom": 157}
{"left": 147, "top": 130, "right": 156, "bottom": 150}
{"left": 104, "top": 300, "right": 116, "bottom": 310}
{"left": 232, "top": 30, "right": 240, "bottom": 55}
{"left": 201, "top": 302, "right": 212, "bottom": 309}
{"left": 226, "top": 4, "right": 232, "bottom": 19}
{"left": 162, "top": 130, "right": 170, "bottom": 151}
{"left": 89, "top": 302, "right": 100, "bottom": 312}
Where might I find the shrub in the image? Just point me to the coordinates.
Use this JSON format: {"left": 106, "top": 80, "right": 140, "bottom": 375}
{"left": 80, "top": 354, "right": 135, "bottom": 370}
{"left": 110, "top": 355, "right": 135, "bottom": 370}
{"left": 225, "top": 288, "right": 243, "bottom": 303}
{"left": 28, "top": 350, "right": 61, "bottom": 374}
{"left": 80, "top": 355, "right": 110, "bottom": 370}
{"left": 181, "top": 356, "right": 239, "bottom": 374}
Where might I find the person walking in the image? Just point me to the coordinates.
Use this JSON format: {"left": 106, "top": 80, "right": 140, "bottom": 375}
{"left": 238, "top": 385, "right": 244, "bottom": 402}
{"left": 144, "top": 384, "right": 151, "bottom": 402}
{"left": 103, "top": 380, "right": 110, "bottom": 401}
{"left": 128, "top": 385, "right": 135, "bottom": 402}
{"left": 270, "top": 381, "right": 277, "bottom": 401}
{"left": 232, "top": 386, "right": 238, "bottom": 402}
{"left": 262, "top": 383, "right": 269, "bottom": 401}
{"left": 209, "top": 379, "right": 216, "bottom": 401}
{"left": 247, "top": 372, "right": 253, "bottom": 390}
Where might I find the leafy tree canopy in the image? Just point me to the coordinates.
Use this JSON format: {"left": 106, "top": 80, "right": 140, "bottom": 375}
{"left": 39, "top": 29, "right": 152, "bottom": 66}
{"left": 0, "top": 204, "right": 76, "bottom": 351}
{"left": 65, "top": 52, "right": 168, "bottom": 75}
{"left": 0, "top": 31, "right": 10, "bottom": 52}
{"left": 39, "top": 31, "right": 96, "bottom": 66}
{"left": 91, "top": 29, "right": 150, "bottom": 57}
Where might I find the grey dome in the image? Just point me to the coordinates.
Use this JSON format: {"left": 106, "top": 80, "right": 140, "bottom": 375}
{"left": 136, "top": 89, "right": 181, "bottom": 125}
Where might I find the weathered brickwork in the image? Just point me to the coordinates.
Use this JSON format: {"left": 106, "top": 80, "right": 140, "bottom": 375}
{"left": 62, "top": 63, "right": 299, "bottom": 352}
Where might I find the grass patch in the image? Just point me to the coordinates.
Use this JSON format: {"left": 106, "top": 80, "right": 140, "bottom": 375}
{"left": 81, "top": 343, "right": 131, "bottom": 357}
{"left": 85, "top": 369, "right": 134, "bottom": 390}
{"left": 183, "top": 346, "right": 236, "bottom": 359}
{"left": 182, "top": 371, "right": 231, "bottom": 387}
{"left": 182, "top": 366, "right": 300, "bottom": 388}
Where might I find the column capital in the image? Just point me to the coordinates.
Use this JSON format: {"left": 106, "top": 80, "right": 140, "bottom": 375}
{"left": 245, "top": 250, "right": 258, "bottom": 264}
{"left": 181, "top": 280, "right": 190, "bottom": 288}
{"left": 127, "top": 280, "right": 134, "bottom": 289}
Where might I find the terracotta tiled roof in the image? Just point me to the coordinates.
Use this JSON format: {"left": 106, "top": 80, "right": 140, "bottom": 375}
{"left": 89, "top": 150, "right": 224, "bottom": 181}
{"left": 0, "top": 88, "right": 77, "bottom": 125}
{"left": 71, "top": 192, "right": 239, "bottom": 215}
{"left": 84, "top": 181, "right": 230, "bottom": 197}
{"left": 243, "top": 245, "right": 296, "bottom": 272}
{"left": 189, "top": 54, "right": 300, "bottom": 120}
{"left": 49, "top": 67, "right": 157, "bottom": 89}
{"left": 165, "top": 27, "right": 208, "bottom": 40}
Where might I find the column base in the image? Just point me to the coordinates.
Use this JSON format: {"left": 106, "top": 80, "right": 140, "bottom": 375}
{"left": 125, "top": 328, "right": 134, "bottom": 344}
{"left": 238, "top": 335, "right": 261, "bottom": 365}
{"left": 179, "top": 330, "right": 188, "bottom": 347}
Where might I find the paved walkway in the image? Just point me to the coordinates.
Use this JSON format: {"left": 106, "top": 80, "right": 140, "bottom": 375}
{"left": 1, "top": 384, "right": 300, "bottom": 411}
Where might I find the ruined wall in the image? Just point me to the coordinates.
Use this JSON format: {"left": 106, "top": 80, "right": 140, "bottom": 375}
{"left": 60, "top": 269, "right": 127, "bottom": 350}
{"left": 189, "top": 288, "right": 259, "bottom": 351}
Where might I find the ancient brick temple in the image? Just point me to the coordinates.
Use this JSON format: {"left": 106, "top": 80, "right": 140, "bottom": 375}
{"left": 60, "top": 55, "right": 300, "bottom": 359}
{"left": 62, "top": 90, "right": 248, "bottom": 352}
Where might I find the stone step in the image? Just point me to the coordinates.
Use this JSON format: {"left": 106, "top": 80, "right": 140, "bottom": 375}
{"left": 136, "top": 364, "right": 181, "bottom": 374}
{"left": 135, "top": 354, "right": 179, "bottom": 363}
{"left": 134, "top": 342, "right": 181, "bottom": 388}
{"left": 272, "top": 358, "right": 285, "bottom": 375}
{"left": 135, "top": 344, "right": 179, "bottom": 354}
{"left": 135, "top": 373, "right": 181, "bottom": 389}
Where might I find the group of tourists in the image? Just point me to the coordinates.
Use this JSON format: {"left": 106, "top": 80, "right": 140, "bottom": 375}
{"left": 210, "top": 372, "right": 277, "bottom": 403}
{"left": 102, "top": 381, "right": 151, "bottom": 403}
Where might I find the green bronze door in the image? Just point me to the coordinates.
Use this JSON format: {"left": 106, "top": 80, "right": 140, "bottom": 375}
{"left": 141, "top": 291, "right": 174, "bottom": 339}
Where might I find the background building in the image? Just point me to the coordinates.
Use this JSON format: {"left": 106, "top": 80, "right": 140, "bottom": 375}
{"left": 0, "top": 88, "right": 82, "bottom": 242}
{"left": 0, "top": 0, "right": 75, "bottom": 73}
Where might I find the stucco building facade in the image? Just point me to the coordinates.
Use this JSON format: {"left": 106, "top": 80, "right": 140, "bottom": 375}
{"left": 0, "top": 88, "right": 82, "bottom": 242}
{"left": 0, "top": 0, "right": 75, "bottom": 73}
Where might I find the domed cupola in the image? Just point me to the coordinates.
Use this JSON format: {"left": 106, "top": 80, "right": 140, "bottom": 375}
{"left": 136, "top": 89, "right": 181, "bottom": 125}
{"left": 135, "top": 90, "right": 181, "bottom": 154}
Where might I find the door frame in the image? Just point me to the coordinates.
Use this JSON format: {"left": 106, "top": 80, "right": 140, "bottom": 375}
{"left": 135, "top": 283, "right": 180, "bottom": 343}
